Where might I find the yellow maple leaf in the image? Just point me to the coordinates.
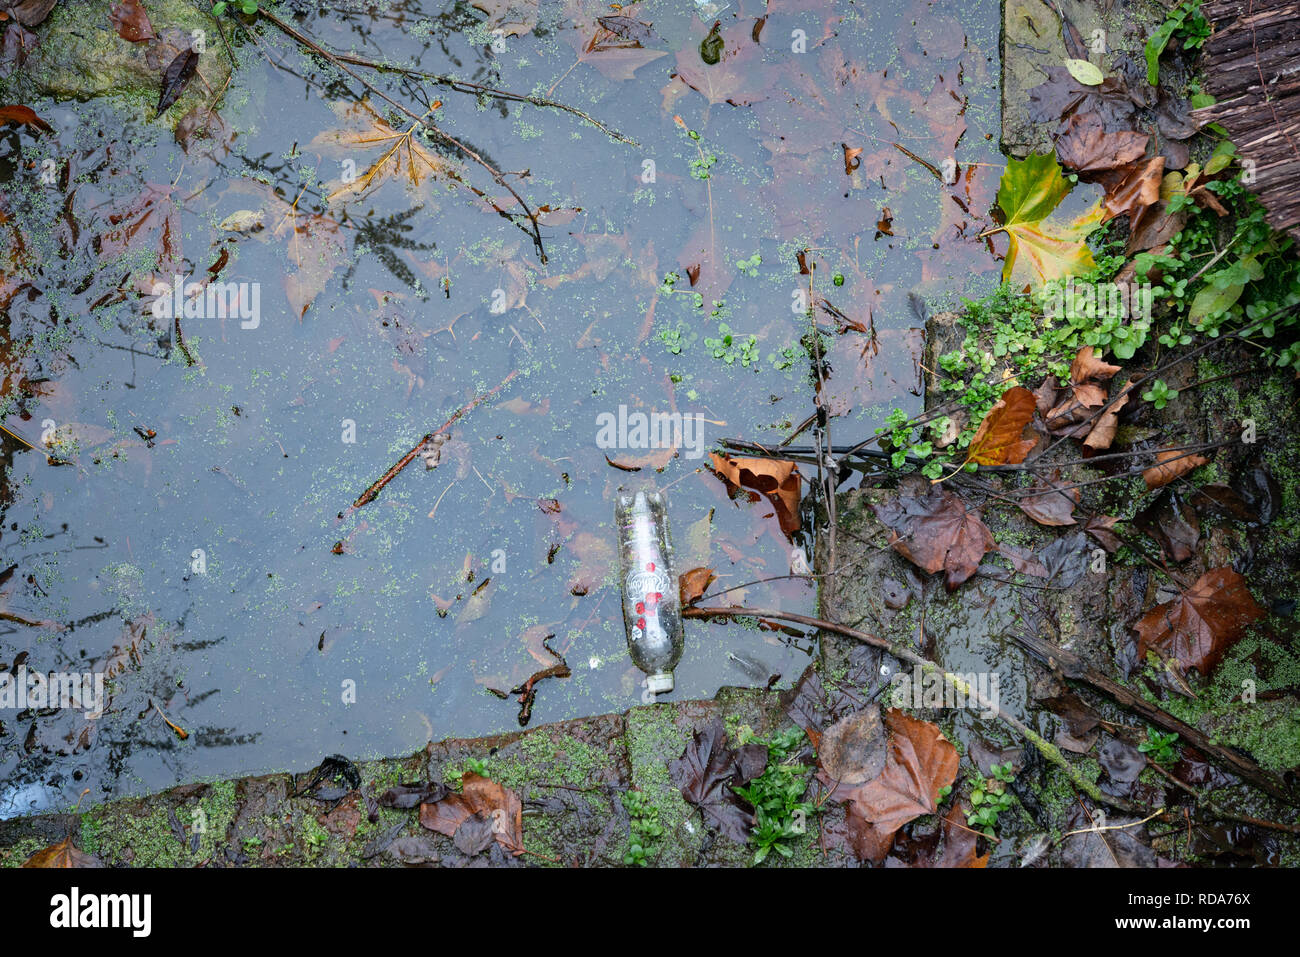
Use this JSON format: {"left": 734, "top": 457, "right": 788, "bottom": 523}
{"left": 311, "top": 100, "right": 458, "bottom": 203}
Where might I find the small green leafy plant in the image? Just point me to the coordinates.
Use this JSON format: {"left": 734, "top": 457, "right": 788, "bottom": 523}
{"left": 1138, "top": 730, "right": 1180, "bottom": 765}
{"left": 444, "top": 755, "right": 491, "bottom": 788}
{"left": 704, "top": 322, "right": 760, "bottom": 368}
{"left": 735, "top": 253, "right": 762, "bottom": 278}
{"left": 1141, "top": 378, "right": 1179, "bottom": 410}
{"left": 213, "top": 0, "right": 259, "bottom": 14}
{"left": 732, "top": 726, "right": 816, "bottom": 864}
{"left": 966, "top": 762, "right": 1016, "bottom": 837}
{"left": 1145, "top": 0, "right": 1211, "bottom": 86}
{"left": 622, "top": 789, "right": 663, "bottom": 866}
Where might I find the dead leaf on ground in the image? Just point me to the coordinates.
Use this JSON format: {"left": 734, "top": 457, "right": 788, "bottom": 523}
{"left": 418, "top": 772, "right": 524, "bottom": 855}
{"left": 109, "top": 0, "right": 154, "bottom": 42}
{"left": 669, "top": 718, "right": 768, "bottom": 843}
{"left": 1054, "top": 112, "right": 1148, "bottom": 174}
{"left": 1143, "top": 447, "right": 1209, "bottom": 489}
{"left": 23, "top": 837, "right": 102, "bottom": 868}
{"left": 820, "top": 708, "right": 959, "bottom": 863}
{"left": 1019, "top": 471, "right": 1080, "bottom": 526}
{"left": 874, "top": 477, "right": 994, "bottom": 589}
{"left": 1134, "top": 567, "right": 1264, "bottom": 678}
{"left": 965, "top": 385, "right": 1038, "bottom": 466}
{"left": 1082, "top": 380, "right": 1131, "bottom": 451}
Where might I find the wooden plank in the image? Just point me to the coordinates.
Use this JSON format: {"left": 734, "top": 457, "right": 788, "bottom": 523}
{"left": 1193, "top": 0, "right": 1300, "bottom": 240}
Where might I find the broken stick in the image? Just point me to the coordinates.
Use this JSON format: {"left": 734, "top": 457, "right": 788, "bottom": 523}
{"left": 351, "top": 370, "right": 519, "bottom": 509}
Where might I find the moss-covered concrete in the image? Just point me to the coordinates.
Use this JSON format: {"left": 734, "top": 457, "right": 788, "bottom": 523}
{"left": 0, "top": 0, "right": 234, "bottom": 128}
{"left": 0, "top": 686, "right": 832, "bottom": 867}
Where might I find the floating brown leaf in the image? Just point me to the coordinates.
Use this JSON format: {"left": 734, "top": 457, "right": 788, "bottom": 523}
{"left": 678, "top": 566, "right": 716, "bottom": 606}
{"left": 0, "top": 103, "right": 51, "bottom": 132}
{"left": 709, "top": 452, "right": 802, "bottom": 536}
{"left": 1143, "top": 448, "right": 1209, "bottom": 490}
{"left": 964, "top": 386, "right": 1037, "bottom": 466}
{"left": 1134, "top": 567, "right": 1264, "bottom": 677}
{"left": 873, "top": 477, "right": 994, "bottom": 590}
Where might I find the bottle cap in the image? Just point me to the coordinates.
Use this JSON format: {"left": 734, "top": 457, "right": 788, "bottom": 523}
{"left": 647, "top": 672, "right": 674, "bottom": 694}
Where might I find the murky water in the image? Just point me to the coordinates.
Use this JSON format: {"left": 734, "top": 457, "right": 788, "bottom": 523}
{"left": 0, "top": 0, "right": 1003, "bottom": 810}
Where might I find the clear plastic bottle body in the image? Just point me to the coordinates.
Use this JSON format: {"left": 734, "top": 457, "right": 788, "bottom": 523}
{"left": 615, "top": 489, "right": 684, "bottom": 694}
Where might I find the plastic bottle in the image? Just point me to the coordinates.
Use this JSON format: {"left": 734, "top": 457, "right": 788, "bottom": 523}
{"left": 615, "top": 489, "right": 684, "bottom": 695}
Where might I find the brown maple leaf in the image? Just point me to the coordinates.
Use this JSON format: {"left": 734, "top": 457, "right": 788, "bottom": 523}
{"left": 873, "top": 477, "right": 993, "bottom": 590}
{"left": 418, "top": 772, "right": 524, "bottom": 855}
{"left": 1134, "top": 567, "right": 1264, "bottom": 677}
{"left": 820, "top": 708, "right": 959, "bottom": 863}
{"left": 965, "top": 386, "right": 1038, "bottom": 466}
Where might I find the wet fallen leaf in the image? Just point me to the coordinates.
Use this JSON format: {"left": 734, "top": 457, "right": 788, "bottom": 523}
{"left": 2, "top": 0, "right": 56, "bottom": 28}
{"left": 1027, "top": 66, "right": 1141, "bottom": 131}
{"left": 1142, "top": 447, "right": 1209, "bottom": 490}
{"left": 312, "top": 100, "right": 458, "bottom": 203}
{"left": 818, "top": 706, "right": 887, "bottom": 787}
{"left": 663, "top": 19, "right": 770, "bottom": 108}
{"left": 156, "top": 48, "right": 199, "bottom": 116}
{"left": 23, "top": 837, "right": 103, "bottom": 868}
{"left": 669, "top": 717, "right": 767, "bottom": 843}
{"left": 1134, "top": 492, "right": 1200, "bottom": 563}
{"left": 1094, "top": 156, "right": 1164, "bottom": 222}
{"left": 1060, "top": 807, "right": 1155, "bottom": 867}
{"left": 1135, "top": 567, "right": 1264, "bottom": 677}
{"left": 109, "top": 0, "right": 154, "bottom": 42}
{"left": 964, "top": 385, "right": 1038, "bottom": 466}
{"left": 1082, "top": 380, "right": 1131, "bottom": 451}
{"left": 678, "top": 566, "right": 716, "bottom": 606}
{"left": 418, "top": 772, "right": 524, "bottom": 855}
{"left": 988, "top": 153, "right": 1103, "bottom": 285}
{"left": 1054, "top": 112, "right": 1148, "bottom": 174}
{"left": 0, "top": 103, "right": 51, "bottom": 132}
{"left": 710, "top": 453, "right": 802, "bottom": 537}
{"left": 873, "top": 477, "right": 993, "bottom": 590}
{"left": 470, "top": 0, "right": 537, "bottom": 35}
{"left": 821, "top": 708, "right": 959, "bottom": 863}
{"left": 1070, "top": 346, "right": 1121, "bottom": 384}
{"left": 1019, "top": 471, "right": 1080, "bottom": 526}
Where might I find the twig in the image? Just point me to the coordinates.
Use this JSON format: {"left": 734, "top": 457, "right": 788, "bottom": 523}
{"left": 1011, "top": 629, "right": 1296, "bottom": 803}
{"left": 325, "top": 51, "right": 636, "bottom": 146}
{"left": 256, "top": 8, "right": 548, "bottom": 263}
{"left": 1060, "top": 806, "right": 1166, "bottom": 839}
{"left": 351, "top": 370, "right": 519, "bottom": 509}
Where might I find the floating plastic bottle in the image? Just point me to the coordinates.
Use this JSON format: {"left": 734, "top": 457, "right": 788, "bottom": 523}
{"left": 615, "top": 489, "right": 684, "bottom": 695}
